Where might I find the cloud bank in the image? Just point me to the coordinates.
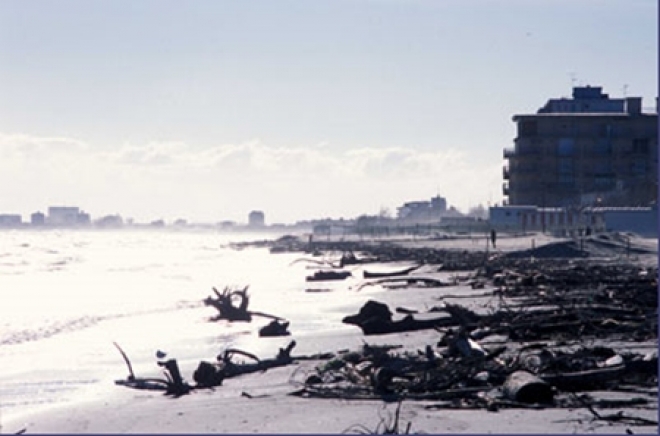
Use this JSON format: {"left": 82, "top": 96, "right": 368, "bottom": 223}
{"left": 0, "top": 132, "right": 502, "bottom": 223}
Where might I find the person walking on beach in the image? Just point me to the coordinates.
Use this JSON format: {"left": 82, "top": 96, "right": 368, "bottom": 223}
{"left": 490, "top": 229, "right": 497, "bottom": 249}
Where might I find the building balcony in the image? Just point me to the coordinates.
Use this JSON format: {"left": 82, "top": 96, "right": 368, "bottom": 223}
{"left": 517, "top": 165, "right": 540, "bottom": 174}
{"left": 503, "top": 166, "right": 510, "bottom": 179}
{"left": 503, "top": 148, "right": 516, "bottom": 158}
{"left": 502, "top": 182, "right": 510, "bottom": 196}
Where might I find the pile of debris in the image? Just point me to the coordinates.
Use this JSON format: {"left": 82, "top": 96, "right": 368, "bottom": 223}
{"left": 343, "top": 261, "right": 657, "bottom": 340}
{"left": 290, "top": 339, "right": 656, "bottom": 416}
{"left": 310, "top": 257, "right": 657, "bottom": 421}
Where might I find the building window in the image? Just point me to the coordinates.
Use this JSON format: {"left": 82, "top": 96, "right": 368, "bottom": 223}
{"left": 558, "top": 159, "right": 573, "bottom": 174}
{"left": 557, "top": 138, "right": 575, "bottom": 156}
{"left": 599, "top": 124, "right": 613, "bottom": 138}
{"left": 517, "top": 142, "right": 539, "bottom": 155}
{"left": 631, "top": 161, "right": 647, "bottom": 176}
{"left": 558, "top": 174, "right": 575, "bottom": 187}
{"left": 594, "top": 176, "right": 614, "bottom": 188}
{"left": 593, "top": 162, "right": 612, "bottom": 175}
{"left": 593, "top": 139, "right": 612, "bottom": 155}
{"left": 632, "top": 138, "right": 649, "bottom": 154}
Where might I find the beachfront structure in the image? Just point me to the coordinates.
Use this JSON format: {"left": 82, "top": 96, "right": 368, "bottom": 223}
{"left": 489, "top": 205, "right": 602, "bottom": 235}
{"left": 503, "top": 86, "right": 658, "bottom": 208}
{"left": 47, "top": 206, "right": 91, "bottom": 226}
{"left": 488, "top": 204, "right": 657, "bottom": 237}
{"left": 597, "top": 205, "right": 658, "bottom": 237}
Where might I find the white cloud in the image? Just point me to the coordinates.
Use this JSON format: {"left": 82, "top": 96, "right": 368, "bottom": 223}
{"left": 108, "top": 142, "right": 188, "bottom": 166}
{"left": 0, "top": 133, "right": 89, "bottom": 165}
{"left": 0, "top": 132, "right": 502, "bottom": 223}
{"left": 344, "top": 146, "right": 467, "bottom": 179}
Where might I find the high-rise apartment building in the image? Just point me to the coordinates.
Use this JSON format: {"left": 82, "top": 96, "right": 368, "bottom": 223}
{"left": 503, "top": 86, "right": 657, "bottom": 207}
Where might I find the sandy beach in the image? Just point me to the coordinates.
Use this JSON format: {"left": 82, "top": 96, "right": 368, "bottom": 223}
{"left": 3, "top": 231, "right": 657, "bottom": 434}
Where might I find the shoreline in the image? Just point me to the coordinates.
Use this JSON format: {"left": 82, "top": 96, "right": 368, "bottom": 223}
{"left": 3, "top": 231, "right": 657, "bottom": 434}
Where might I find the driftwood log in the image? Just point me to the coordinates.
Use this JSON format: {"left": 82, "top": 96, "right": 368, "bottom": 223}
{"left": 113, "top": 344, "right": 192, "bottom": 396}
{"left": 356, "top": 276, "right": 454, "bottom": 291}
{"left": 158, "top": 358, "right": 192, "bottom": 396}
{"left": 306, "top": 270, "right": 352, "bottom": 281}
{"left": 193, "top": 340, "right": 297, "bottom": 388}
{"left": 291, "top": 251, "right": 371, "bottom": 268}
{"left": 204, "top": 286, "right": 252, "bottom": 321}
{"left": 204, "top": 286, "right": 283, "bottom": 322}
{"left": 362, "top": 264, "right": 422, "bottom": 279}
{"left": 343, "top": 300, "right": 481, "bottom": 335}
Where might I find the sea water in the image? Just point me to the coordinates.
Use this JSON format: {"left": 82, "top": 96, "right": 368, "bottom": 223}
{"left": 0, "top": 228, "right": 368, "bottom": 425}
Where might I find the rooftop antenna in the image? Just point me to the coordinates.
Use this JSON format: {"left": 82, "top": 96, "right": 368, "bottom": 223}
{"left": 622, "top": 84, "right": 629, "bottom": 97}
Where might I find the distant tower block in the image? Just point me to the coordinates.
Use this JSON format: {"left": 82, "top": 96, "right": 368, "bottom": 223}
{"left": 31, "top": 211, "right": 46, "bottom": 225}
{"left": 248, "top": 210, "right": 265, "bottom": 227}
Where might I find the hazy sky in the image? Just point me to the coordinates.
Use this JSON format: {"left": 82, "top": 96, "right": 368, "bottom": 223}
{"left": 0, "top": 0, "right": 656, "bottom": 224}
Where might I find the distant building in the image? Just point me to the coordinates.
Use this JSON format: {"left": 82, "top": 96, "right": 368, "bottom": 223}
{"left": 248, "top": 210, "right": 265, "bottom": 227}
{"left": 397, "top": 195, "right": 448, "bottom": 222}
{"left": 218, "top": 220, "right": 236, "bottom": 229}
{"left": 31, "top": 211, "right": 45, "bottom": 225}
{"left": 95, "top": 214, "right": 124, "bottom": 228}
{"left": 0, "top": 214, "right": 22, "bottom": 227}
{"left": 47, "top": 206, "right": 91, "bottom": 226}
{"left": 504, "top": 86, "right": 658, "bottom": 208}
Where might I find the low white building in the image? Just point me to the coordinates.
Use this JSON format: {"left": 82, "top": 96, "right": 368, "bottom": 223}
{"left": 489, "top": 205, "right": 656, "bottom": 237}
{"left": 598, "top": 206, "right": 657, "bottom": 237}
{"left": 489, "top": 205, "right": 602, "bottom": 235}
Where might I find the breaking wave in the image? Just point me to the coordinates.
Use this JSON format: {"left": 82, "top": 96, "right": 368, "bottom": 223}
{"left": 0, "top": 300, "right": 204, "bottom": 346}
